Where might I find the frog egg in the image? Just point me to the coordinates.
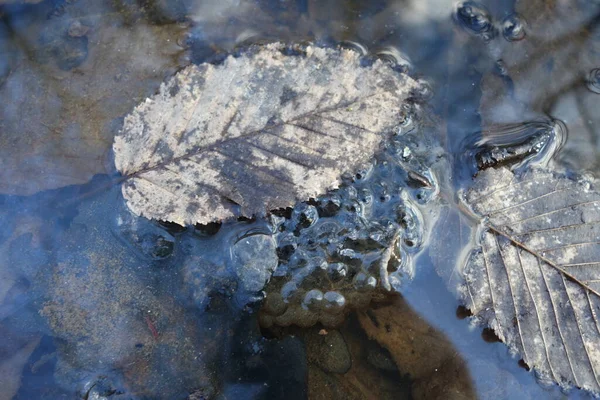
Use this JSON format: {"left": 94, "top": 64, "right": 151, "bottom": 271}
{"left": 359, "top": 188, "right": 374, "bottom": 206}
{"left": 344, "top": 199, "right": 363, "bottom": 215}
{"left": 374, "top": 46, "right": 412, "bottom": 73}
{"left": 276, "top": 233, "right": 297, "bottom": 262}
{"left": 396, "top": 204, "right": 423, "bottom": 243}
{"left": 314, "top": 220, "right": 342, "bottom": 244}
{"left": 587, "top": 68, "right": 600, "bottom": 94}
{"left": 337, "top": 248, "right": 362, "bottom": 267}
{"left": 352, "top": 164, "right": 373, "bottom": 183}
{"left": 353, "top": 272, "right": 377, "bottom": 292}
{"left": 281, "top": 281, "right": 299, "bottom": 300}
{"left": 291, "top": 204, "right": 319, "bottom": 233}
{"left": 277, "top": 231, "right": 297, "bottom": 246}
{"left": 302, "top": 289, "right": 324, "bottom": 311}
{"left": 328, "top": 262, "right": 348, "bottom": 281}
{"left": 454, "top": 1, "right": 495, "bottom": 41}
{"left": 343, "top": 186, "right": 358, "bottom": 200}
{"left": 142, "top": 232, "right": 175, "bottom": 260}
{"left": 316, "top": 194, "right": 342, "bottom": 217}
{"left": 403, "top": 237, "right": 419, "bottom": 250}
{"left": 309, "top": 257, "right": 328, "bottom": 271}
{"left": 113, "top": 205, "right": 176, "bottom": 261}
{"left": 277, "top": 244, "right": 296, "bottom": 263}
{"left": 288, "top": 251, "right": 308, "bottom": 269}
{"left": 263, "top": 292, "right": 288, "bottom": 316}
{"left": 339, "top": 40, "right": 368, "bottom": 56}
{"left": 323, "top": 291, "right": 346, "bottom": 314}
{"left": 375, "top": 182, "right": 391, "bottom": 202}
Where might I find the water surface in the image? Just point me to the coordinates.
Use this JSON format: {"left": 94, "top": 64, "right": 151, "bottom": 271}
{"left": 0, "top": 0, "right": 598, "bottom": 399}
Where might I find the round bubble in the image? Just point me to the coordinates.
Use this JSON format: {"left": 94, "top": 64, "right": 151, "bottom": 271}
{"left": 375, "top": 46, "right": 412, "bottom": 73}
{"left": 454, "top": 1, "right": 495, "bottom": 41}
{"left": 339, "top": 40, "right": 368, "bottom": 56}
{"left": 324, "top": 291, "right": 346, "bottom": 313}
{"left": 289, "top": 204, "right": 319, "bottom": 233}
{"left": 302, "top": 289, "right": 324, "bottom": 310}
{"left": 353, "top": 272, "right": 377, "bottom": 292}
{"left": 587, "top": 68, "right": 600, "bottom": 94}
{"left": 502, "top": 14, "right": 527, "bottom": 41}
{"left": 328, "top": 262, "right": 348, "bottom": 281}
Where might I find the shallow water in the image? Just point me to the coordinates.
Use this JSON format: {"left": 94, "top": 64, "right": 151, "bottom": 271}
{"left": 0, "top": 0, "right": 598, "bottom": 399}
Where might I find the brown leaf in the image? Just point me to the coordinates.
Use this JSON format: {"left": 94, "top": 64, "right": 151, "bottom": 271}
{"left": 304, "top": 321, "right": 411, "bottom": 400}
{"left": 358, "top": 297, "right": 476, "bottom": 400}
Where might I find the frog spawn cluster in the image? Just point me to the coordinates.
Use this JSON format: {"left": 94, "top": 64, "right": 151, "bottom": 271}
{"left": 111, "top": 101, "right": 438, "bottom": 330}
{"left": 260, "top": 108, "right": 439, "bottom": 328}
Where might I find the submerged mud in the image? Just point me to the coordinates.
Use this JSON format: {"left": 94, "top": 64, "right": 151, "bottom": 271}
{"left": 0, "top": 181, "right": 305, "bottom": 398}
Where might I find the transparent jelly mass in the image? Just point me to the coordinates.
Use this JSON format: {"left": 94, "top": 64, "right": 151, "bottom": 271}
{"left": 261, "top": 105, "right": 438, "bottom": 328}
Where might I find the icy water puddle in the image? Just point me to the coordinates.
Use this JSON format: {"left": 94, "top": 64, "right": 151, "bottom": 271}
{"left": 0, "top": 0, "right": 599, "bottom": 399}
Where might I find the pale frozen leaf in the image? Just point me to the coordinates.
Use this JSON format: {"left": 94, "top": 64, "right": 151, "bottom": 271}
{"left": 458, "top": 167, "right": 600, "bottom": 393}
{"left": 114, "top": 43, "right": 418, "bottom": 225}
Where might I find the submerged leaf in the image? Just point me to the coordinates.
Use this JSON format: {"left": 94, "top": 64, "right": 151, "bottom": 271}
{"left": 458, "top": 167, "right": 600, "bottom": 393}
{"left": 114, "top": 43, "right": 418, "bottom": 225}
{"left": 357, "top": 298, "right": 476, "bottom": 400}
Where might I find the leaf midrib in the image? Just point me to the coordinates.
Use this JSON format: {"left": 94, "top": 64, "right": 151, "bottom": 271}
{"left": 486, "top": 224, "right": 600, "bottom": 298}
{"left": 118, "top": 94, "right": 378, "bottom": 183}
